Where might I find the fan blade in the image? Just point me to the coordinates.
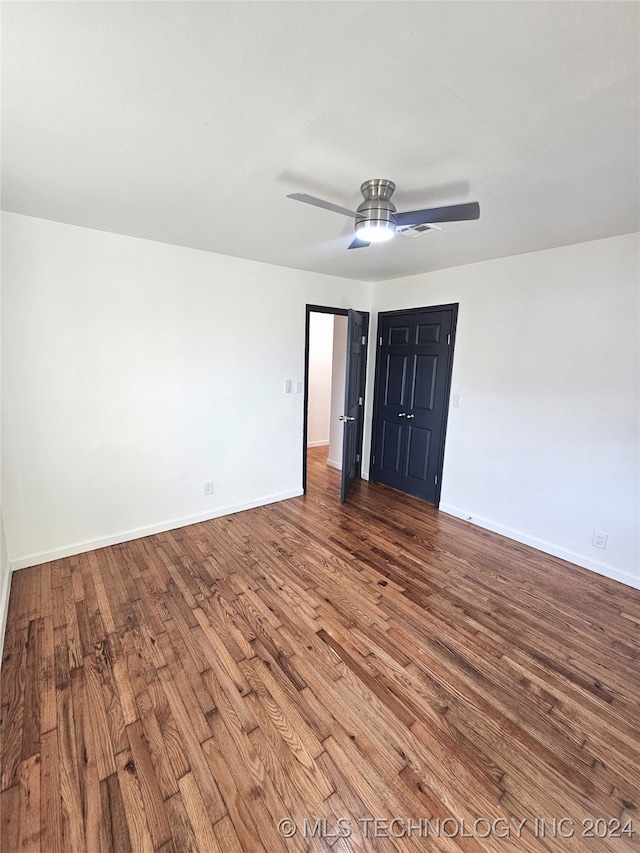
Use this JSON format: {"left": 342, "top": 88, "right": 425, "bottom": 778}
{"left": 395, "top": 201, "right": 480, "bottom": 227}
{"left": 347, "top": 236, "right": 370, "bottom": 249}
{"left": 287, "top": 192, "right": 360, "bottom": 219}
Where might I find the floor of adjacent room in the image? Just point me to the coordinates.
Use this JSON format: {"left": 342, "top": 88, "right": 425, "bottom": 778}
{"left": 1, "top": 446, "right": 639, "bottom": 852}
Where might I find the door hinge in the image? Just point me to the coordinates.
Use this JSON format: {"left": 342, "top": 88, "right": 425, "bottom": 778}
{"left": 372, "top": 455, "right": 375, "bottom": 465}
{"left": 358, "top": 396, "right": 363, "bottom": 405}
{"left": 361, "top": 335, "right": 366, "bottom": 345}
{"left": 356, "top": 453, "right": 360, "bottom": 462}
{"left": 447, "top": 334, "right": 451, "bottom": 345}
{"left": 379, "top": 336, "right": 382, "bottom": 345}
{"left": 434, "top": 474, "right": 438, "bottom": 485}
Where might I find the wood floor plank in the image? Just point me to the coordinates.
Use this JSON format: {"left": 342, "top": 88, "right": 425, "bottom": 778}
{"left": 1, "top": 784, "right": 21, "bottom": 852}
{"left": 125, "top": 719, "right": 172, "bottom": 849}
{"left": 206, "top": 710, "right": 292, "bottom": 853}
{"left": 5, "top": 569, "right": 33, "bottom": 633}
{"left": 133, "top": 688, "right": 181, "bottom": 801}
{"left": 199, "top": 664, "right": 257, "bottom": 739}
{"left": 242, "top": 651, "right": 325, "bottom": 760}
{"left": 164, "top": 789, "right": 202, "bottom": 853}
{"left": 155, "top": 626, "right": 216, "bottom": 734}
{"left": 84, "top": 551, "right": 114, "bottom": 627}
{"left": 106, "top": 631, "right": 138, "bottom": 728}
{"left": 99, "top": 773, "right": 131, "bottom": 852}
{"left": 69, "top": 555, "right": 85, "bottom": 605}
{"left": 21, "top": 617, "right": 43, "bottom": 760}
{"left": 245, "top": 690, "right": 333, "bottom": 806}
{"left": 39, "top": 616, "right": 56, "bottom": 737}
{"left": 17, "top": 753, "right": 41, "bottom": 852}
{"left": 157, "top": 668, "right": 227, "bottom": 823}
{"left": 60, "top": 574, "right": 83, "bottom": 671}
{"left": 113, "top": 754, "right": 147, "bottom": 853}
{"left": 176, "top": 771, "right": 222, "bottom": 852}
{"left": 212, "top": 813, "right": 245, "bottom": 853}
{"left": 84, "top": 760, "right": 107, "bottom": 852}
{"left": 145, "top": 679, "right": 191, "bottom": 783}
{"left": 55, "top": 681, "right": 84, "bottom": 852}
{"left": 204, "top": 590, "right": 255, "bottom": 661}
{"left": 1, "top": 446, "right": 639, "bottom": 851}
{"left": 51, "top": 585, "right": 66, "bottom": 632}
{"left": 39, "top": 729, "right": 63, "bottom": 853}
{"left": 1, "top": 625, "right": 28, "bottom": 790}
{"left": 162, "top": 602, "right": 210, "bottom": 675}
{"left": 191, "top": 606, "right": 251, "bottom": 694}
{"left": 83, "top": 652, "right": 120, "bottom": 781}
{"left": 200, "top": 736, "right": 267, "bottom": 853}
{"left": 317, "top": 748, "right": 415, "bottom": 853}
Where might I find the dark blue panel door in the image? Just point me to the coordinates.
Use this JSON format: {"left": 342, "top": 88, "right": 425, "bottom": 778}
{"left": 340, "top": 309, "right": 369, "bottom": 502}
{"left": 372, "top": 313, "right": 414, "bottom": 492}
{"left": 372, "top": 307, "right": 455, "bottom": 503}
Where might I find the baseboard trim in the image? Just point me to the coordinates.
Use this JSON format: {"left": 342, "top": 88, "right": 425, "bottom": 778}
{"left": 307, "top": 440, "right": 329, "bottom": 448}
{"left": 0, "top": 564, "right": 14, "bottom": 662}
{"left": 9, "top": 488, "right": 304, "bottom": 571}
{"left": 326, "top": 458, "right": 342, "bottom": 471}
{"left": 439, "top": 503, "right": 640, "bottom": 590}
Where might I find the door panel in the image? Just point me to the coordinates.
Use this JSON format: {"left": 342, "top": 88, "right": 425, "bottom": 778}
{"left": 340, "top": 309, "right": 369, "bottom": 502}
{"left": 405, "top": 426, "right": 431, "bottom": 483}
{"left": 380, "top": 421, "right": 404, "bottom": 483}
{"left": 410, "top": 353, "right": 438, "bottom": 411}
{"left": 415, "top": 321, "right": 441, "bottom": 344}
{"left": 372, "top": 313, "right": 414, "bottom": 489}
{"left": 372, "top": 306, "right": 456, "bottom": 504}
{"left": 384, "top": 354, "right": 408, "bottom": 406}
{"left": 389, "top": 324, "right": 412, "bottom": 345}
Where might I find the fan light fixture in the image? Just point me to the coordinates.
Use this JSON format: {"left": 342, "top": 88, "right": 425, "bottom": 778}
{"left": 355, "top": 221, "right": 396, "bottom": 243}
{"left": 354, "top": 179, "right": 397, "bottom": 244}
{"left": 286, "top": 178, "right": 480, "bottom": 250}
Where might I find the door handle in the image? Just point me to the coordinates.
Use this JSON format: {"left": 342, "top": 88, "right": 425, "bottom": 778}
{"left": 339, "top": 415, "right": 356, "bottom": 422}
{"left": 398, "top": 412, "right": 407, "bottom": 418}
{"left": 406, "top": 414, "right": 415, "bottom": 419}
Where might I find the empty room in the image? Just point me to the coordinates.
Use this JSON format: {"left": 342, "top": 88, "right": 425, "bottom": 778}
{"left": 1, "top": 2, "right": 639, "bottom": 851}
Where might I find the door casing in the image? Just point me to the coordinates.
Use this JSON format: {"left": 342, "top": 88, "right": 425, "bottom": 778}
{"left": 302, "top": 304, "right": 348, "bottom": 494}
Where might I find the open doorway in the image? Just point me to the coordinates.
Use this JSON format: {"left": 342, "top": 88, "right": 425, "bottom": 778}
{"left": 302, "top": 305, "right": 369, "bottom": 501}
{"left": 304, "top": 308, "right": 348, "bottom": 497}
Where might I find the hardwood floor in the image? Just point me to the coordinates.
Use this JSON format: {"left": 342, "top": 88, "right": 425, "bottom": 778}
{"left": 1, "top": 446, "right": 639, "bottom": 851}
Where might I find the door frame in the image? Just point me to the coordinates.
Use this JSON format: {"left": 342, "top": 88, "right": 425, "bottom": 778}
{"left": 369, "top": 302, "right": 458, "bottom": 507}
{"left": 302, "top": 304, "right": 348, "bottom": 494}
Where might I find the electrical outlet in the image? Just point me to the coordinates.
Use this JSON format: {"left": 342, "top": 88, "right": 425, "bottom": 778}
{"left": 592, "top": 530, "right": 608, "bottom": 550}
{"left": 203, "top": 481, "right": 214, "bottom": 495}
{"left": 452, "top": 394, "right": 461, "bottom": 408}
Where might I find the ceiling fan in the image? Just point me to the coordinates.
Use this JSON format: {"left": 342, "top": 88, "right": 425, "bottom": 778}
{"left": 287, "top": 179, "right": 480, "bottom": 249}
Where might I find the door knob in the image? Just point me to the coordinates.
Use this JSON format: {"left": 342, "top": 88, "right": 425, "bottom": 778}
{"left": 339, "top": 415, "right": 356, "bottom": 422}
{"left": 406, "top": 414, "right": 415, "bottom": 419}
{"left": 398, "top": 412, "right": 407, "bottom": 418}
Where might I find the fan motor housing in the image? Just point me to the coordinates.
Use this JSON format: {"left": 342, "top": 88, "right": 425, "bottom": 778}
{"left": 355, "top": 179, "right": 397, "bottom": 232}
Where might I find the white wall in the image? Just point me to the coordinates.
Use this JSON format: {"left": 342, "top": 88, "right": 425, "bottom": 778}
{"left": 328, "top": 315, "right": 348, "bottom": 470}
{"left": 364, "top": 233, "right": 640, "bottom": 589}
{"left": 1, "top": 213, "right": 371, "bottom": 567}
{"left": 307, "top": 312, "right": 333, "bottom": 447}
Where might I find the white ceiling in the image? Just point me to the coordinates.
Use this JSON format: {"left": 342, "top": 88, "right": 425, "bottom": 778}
{"left": 2, "top": 2, "right": 639, "bottom": 282}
